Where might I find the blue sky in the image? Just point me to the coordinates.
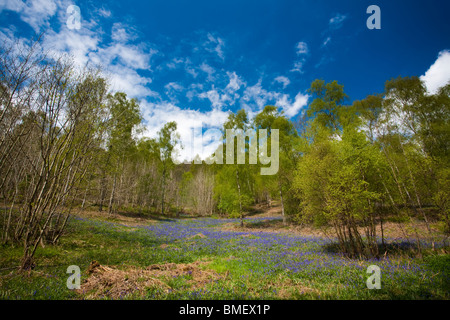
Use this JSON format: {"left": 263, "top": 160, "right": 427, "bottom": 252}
{"left": 1, "top": 0, "right": 449, "bottom": 159}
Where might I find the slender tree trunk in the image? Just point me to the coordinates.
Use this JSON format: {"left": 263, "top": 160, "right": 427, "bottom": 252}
{"left": 161, "top": 166, "right": 166, "bottom": 215}
{"left": 99, "top": 172, "right": 106, "bottom": 212}
{"left": 379, "top": 209, "right": 386, "bottom": 253}
{"left": 381, "top": 148, "right": 423, "bottom": 254}
{"left": 108, "top": 174, "right": 117, "bottom": 215}
{"left": 399, "top": 139, "right": 435, "bottom": 250}
{"left": 279, "top": 181, "right": 286, "bottom": 225}
{"left": 236, "top": 168, "right": 243, "bottom": 228}
{"left": 81, "top": 180, "right": 90, "bottom": 210}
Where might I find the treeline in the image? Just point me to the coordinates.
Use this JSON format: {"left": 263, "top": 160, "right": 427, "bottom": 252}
{"left": 1, "top": 40, "right": 449, "bottom": 267}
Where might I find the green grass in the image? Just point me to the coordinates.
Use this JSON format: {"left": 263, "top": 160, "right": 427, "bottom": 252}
{"left": 0, "top": 214, "right": 448, "bottom": 300}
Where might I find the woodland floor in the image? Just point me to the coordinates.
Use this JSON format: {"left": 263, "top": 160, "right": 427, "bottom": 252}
{"left": 0, "top": 203, "right": 449, "bottom": 300}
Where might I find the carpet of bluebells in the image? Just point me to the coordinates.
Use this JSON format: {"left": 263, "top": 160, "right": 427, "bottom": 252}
{"left": 1, "top": 215, "right": 448, "bottom": 300}
{"left": 73, "top": 216, "right": 449, "bottom": 299}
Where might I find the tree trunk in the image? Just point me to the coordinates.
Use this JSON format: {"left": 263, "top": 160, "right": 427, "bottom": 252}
{"left": 161, "top": 167, "right": 166, "bottom": 215}
{"left": 236, "top": 169, "right": 243, "bottom": 228}
{"left": 279, "top": 182, "right": 286, "bottom": 225}
{"left": 108, "top": 174, "right": 117, "bottom": 215}
{"left": 99, "top": 173, "right": 106, "bottom": 212}
{"left": 81, "top": 180, "right": 90, "bottom": 210}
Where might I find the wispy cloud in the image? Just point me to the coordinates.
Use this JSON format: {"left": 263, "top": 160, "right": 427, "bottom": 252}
{"left": 329, "top": 13, "right": 347, "bottom": 29}
{"left": 242, "top": 79, "right": 278, "bottom": 110}
{"left": 111, "top": 22, "right": 138, "bottom": 43}
{"left": 291, "top": 61, "right": 305, "bottom": 73}
{"left": 205, "top": 32, "right": 225, "bottom": 61}
{"left": 198, "top": 87, "right": 231, "bottom": 109}
{"left": 291, "top": 41, "right": 309, "bottom": 73}
{"left": 317, "top": 13, "right": 348, "bottom": 67}
{"left": 274, "top": 76, "right": 290, "bottom": 89}
{"left": 163, "top": 57, "right": 199, "bottom": 78}
{"left": 225, "top": 71, "right": 245, "bottom": 93}
{"left": 164, "top": 82, "right": 184, "bottom": 103}
{"left": 322, "top": 36, "right": 331, "bottom": 47}
{"left": 0, "top": 0, "right": 58, "bottom": 32}
{"left": 314, "top": 55, "right": 335, "bottom": 69}
{"left": 321, "top": 13, "right": 348, "bottom": 48}
{"left": 195, "top": 71, "right": 244, "bottom": 110}
{"left": 97, "top": 7, "right": 111, "bottom": 18}
{"left": 107, "top": 65, "right": 158, "bottom": 98}
{"left": 199, "top": 62, "right": 216, "bottom": 82}
{"left": 295, "top": 41, "right": 308, "bottom": 55}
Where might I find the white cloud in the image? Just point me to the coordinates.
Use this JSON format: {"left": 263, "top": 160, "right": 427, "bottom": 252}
{"left": 165, "top": 82, "right": 183, "bottom": 92}
{"left": 106, "top": 65, "right": 157, "bottom": 98}
{"left": 291, "top": 41, "right": 308, "bottom": 73}
{"left": 164, "top": 57, "right": 199, "bottom": 78}
{"left": 0, "top": 0, "right": 57, "bottom": 32}
{"left": 420, "top": 50, "right": 450, "bottom": 94}
{"left": 140, "top": 100, "right": 229, "bottom": 162}
{"left": 0, "top": 0, "right": 25, "bottom": 12}
{"left": 164, "top": 82, "right": 184, "bottom": 102}
{"left": 291, "top": 60, "right": 305, "bottom": 73}
{"left": 39, "top": 22, "right": 156, "bottom": 99}
{"left": 276, "top": 92, "right": 309, "bottom": 118}
{"left": 198, "top": 87, "right": 233, "bottom": 110}
{"left": 241, "top": 79, "right": 309, "bottom": 117}
{"left": 205, "top": 32, "right": 225, "bottom": 60}
{"left": 243, "top": 80, "right": 270, "bottom": 109}
{"left": 97, "top": 7, "right": 111, "bottom": 18}
{"left": 185, "top": 65, "right": 198, "bottom": 78}
{"left": 296, "top": 41, "right": 308, "bottom": 55}
{"left": 225, "top": 71, "right": 245, "bottom": 93}
{"left": 186, "top": 83, "right": 203, "bottom": 101}
{"left": 165, "top": 62, "right": 176, "bottom": 69}
{"left": 196, "top": 71, "right": 245, "bottom": 110}
{"left": 274, "top": 76, "right": 290, "bottom": 88}
{"left": 43, "top": 27, "right": 100, "bottom": 67}
{"left": 97, "top": 43, "right": 154, "bottom": 70}
{"left": 111, "top": 22, "right": 138, "bottom": 43}
{"left": 165, "top": 57, "right": 183, "bottom": 70}
{"left": 329, "top": 13, "right": 347, "bottom": 29}
{"left": 199, "top": 62, "right": 216, "bottom": 81}
{"left": 242, "top": 79, "right": 283, "bottom": 111}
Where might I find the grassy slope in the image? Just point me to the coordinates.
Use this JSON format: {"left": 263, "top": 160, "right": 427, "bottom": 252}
{"left": 0, "top": 211, "right": 449, "bottom": 300}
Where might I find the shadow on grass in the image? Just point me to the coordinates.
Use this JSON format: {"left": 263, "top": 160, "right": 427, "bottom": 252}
{"left": 113, "top": 210, "right": 178, "bottom": 222}
{"left": 243, "top": 208, "right": 266, "bottom": 217}
{"left": 242, "top": 218, "right": 285, "bottom": 229}
{"left": 321, "top": 241, "right": 423, "bottom": 259}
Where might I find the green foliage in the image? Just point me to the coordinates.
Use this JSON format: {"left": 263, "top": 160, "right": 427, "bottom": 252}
{"left": 307, "top": 79, "right": 350, "bottom": 132}
{"left": 292, "top": 76, "right": 449, "bottom": 257}
{"left": 214, "top": 165, "right": 253, "bottom": 217}
{"left": 107, "top": 92, "right": 142, "bottom": 154}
